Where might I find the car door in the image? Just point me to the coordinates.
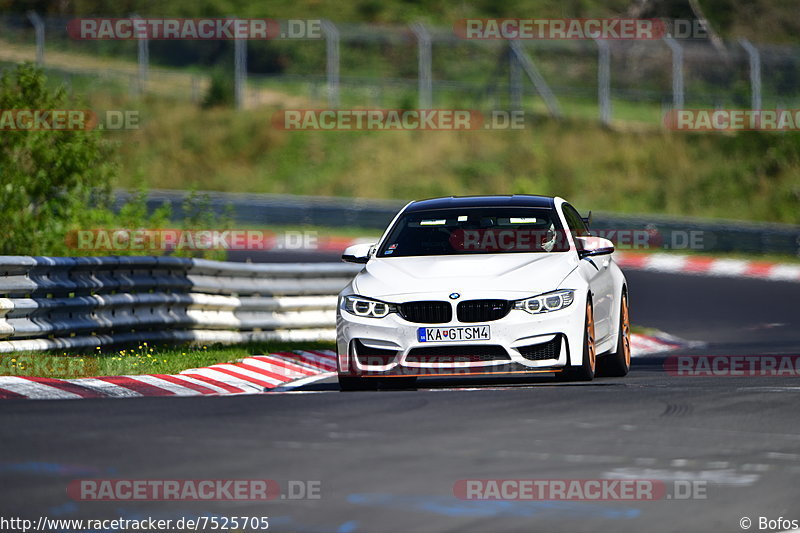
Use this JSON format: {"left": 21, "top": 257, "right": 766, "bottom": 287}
{"left": 562, "top": 204, "right": 615, "bottom": 343}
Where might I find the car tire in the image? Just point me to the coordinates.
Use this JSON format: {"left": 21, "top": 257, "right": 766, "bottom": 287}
{"left": 338, "top": 376, "right": 378, "bottom": 391}
{"left": 558, "top": 299, "right": 596, "bottom": 382}
{"left": 597, "top": 292, "right": 631, "bottom": 378}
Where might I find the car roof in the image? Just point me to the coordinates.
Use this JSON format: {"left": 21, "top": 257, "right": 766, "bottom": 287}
{"left": 404, "top": 195, "right": 556, "bottom": 213}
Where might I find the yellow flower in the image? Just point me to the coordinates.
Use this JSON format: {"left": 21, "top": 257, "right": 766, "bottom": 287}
{"left": 11, "top": 358, "right": 15, "bottom": 362}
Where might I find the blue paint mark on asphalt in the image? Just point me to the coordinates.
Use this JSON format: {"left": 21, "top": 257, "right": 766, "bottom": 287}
{"left": 347, "top": 493, "right": 640, "bottom": 519}
{"left": 0, "top": 461, "right": 116, "bottom": 476}
{"left": 47, "top": 502, "right": 78, "bottom": 516}
{"left": 270, "top": 515, "right": 360, "bottom": 532}
{"left": 337, "top": 520, "right": 359, "bottom": 533}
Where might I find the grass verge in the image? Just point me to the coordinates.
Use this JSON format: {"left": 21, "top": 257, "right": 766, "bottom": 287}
{"left": 0, "top": 341, "right": 336, "bottom": 380}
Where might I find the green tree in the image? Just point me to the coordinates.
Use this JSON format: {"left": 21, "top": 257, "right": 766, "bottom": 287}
{"left": 0, "top": 63, "right": 116, "bottom": 255}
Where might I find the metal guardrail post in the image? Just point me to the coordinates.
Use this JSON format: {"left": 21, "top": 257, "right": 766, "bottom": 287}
{"left": 321, "top": 20, "right": 340, "bottom": 109}
{"left": 131, "top": 14, "right": 149, "bottom": 94}
{"left": 739, "top": 38, "right": 762, "bottom": 111}
{"left": 233, "top": 17, "right": 247, "bottom": 110}
{"left": 26, "top": 11, "right": 45, "bottom": 66}
{"left": 410, "top": 22, "right": 432, "bottom": 109}
{"left": 663, "top": 35, "right": 684, "bottom": 109}
{"left": 509, "top": 40, "right": 561, "bottom": 118}
{"left": 595, "top": 38, "right": 611, "bottom": 126}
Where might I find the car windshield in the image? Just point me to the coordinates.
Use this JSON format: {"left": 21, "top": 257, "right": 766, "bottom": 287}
{"left": 377, "top": 207, "right": 569, "bottom": 257}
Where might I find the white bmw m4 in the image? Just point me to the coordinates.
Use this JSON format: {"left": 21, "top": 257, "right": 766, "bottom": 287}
{"left": 336, "top": 195, "right": 631, "bottom": 390}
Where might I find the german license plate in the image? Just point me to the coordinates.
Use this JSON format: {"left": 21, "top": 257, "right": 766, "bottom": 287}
{"left": 417, "top": 325, "right": 490, "bottom": 342}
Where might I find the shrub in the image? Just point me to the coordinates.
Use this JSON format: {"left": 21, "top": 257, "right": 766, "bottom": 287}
{"left": 0, "top": 63, "right": 116, "bottom": 255}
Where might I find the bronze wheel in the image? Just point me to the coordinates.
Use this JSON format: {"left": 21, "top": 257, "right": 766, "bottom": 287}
{"left": 586, "top": 300, "right": 597, "bottom": 373}
{"left": 597, "top": 291, "right": 631, "bottom": 378}
{"left": 558, "top": 298, "right": 596, "bottom": 381}
{"left": 621, "top": 294, "right": 631, "bottom": 368}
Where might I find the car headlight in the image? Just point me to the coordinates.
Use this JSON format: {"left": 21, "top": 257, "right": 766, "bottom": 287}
{"left": 513, "top": 289, "right": 575, "bottom": 314}
{"left": 342, "top": 295, "right": 397, "bottom": 318}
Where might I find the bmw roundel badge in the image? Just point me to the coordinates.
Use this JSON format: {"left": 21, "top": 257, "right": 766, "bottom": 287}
{"left": 449, "top": 293, "right": 461, "bottom": 300}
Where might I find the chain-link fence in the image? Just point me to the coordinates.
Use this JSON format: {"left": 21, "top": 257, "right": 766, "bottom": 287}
{"left": 2, "top": 14, "right": 799, "bottom": 125}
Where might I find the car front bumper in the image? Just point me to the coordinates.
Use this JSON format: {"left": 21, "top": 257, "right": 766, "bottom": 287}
{"left": 336, "top": 292, "right": 587, "bottom": 378}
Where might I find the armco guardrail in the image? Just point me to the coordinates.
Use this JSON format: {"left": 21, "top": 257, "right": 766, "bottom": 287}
{"left": 116, "top": 189, "right": 800, "bottom": 257}
{"left": 114, "top": 189, "right": 405, "bottom": 231}
{"left": 0, "top": 256, "right": 360, "bottom": 353}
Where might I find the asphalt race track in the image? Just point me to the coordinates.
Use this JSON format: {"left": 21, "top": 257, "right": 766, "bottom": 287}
{"left": 2, "top": 258, "right": 800, "bottom": 532}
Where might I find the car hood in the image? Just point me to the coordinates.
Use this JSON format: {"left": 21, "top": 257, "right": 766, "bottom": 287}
{"left": 353, "top": 253, "right": 578, "bottom": 299}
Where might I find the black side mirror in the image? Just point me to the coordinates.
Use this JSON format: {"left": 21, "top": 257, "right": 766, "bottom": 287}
{"left": 342, "top": 243, "right": 374, "bottom": 264}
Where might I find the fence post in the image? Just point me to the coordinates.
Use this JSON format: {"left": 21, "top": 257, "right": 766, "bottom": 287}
{"left": 131, "top": 14, "right": 148, "bottom": 94}
{"left": 595, "top": 38, "right": 611, "bottom": 125}
{"left": 508, "top": 43, "right": 522, "bottom": 111}
{"left": 411, "top": 22, "right": 432, "bottom": 109}
{"left": 26, "top": 11, "right": 45, "bottom": 66}
{"left": 508, "top": 40, "right": 561, "bottom": 118}
{"left": 663, "top": 35, "right": 684, "bottom": 109}
{"left": 191, "top": 75, "right": 200, "bottom": 103}
{"left": 321, "top": 20, "right": 340, "bottom": 108}
{"left": 739, "top": 38, "right": 762, "bottom": 111}
{"left": 234, "top": 18, "right": 247, "bottom": 109}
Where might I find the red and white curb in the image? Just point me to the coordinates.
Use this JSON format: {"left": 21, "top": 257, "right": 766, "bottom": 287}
{"left": 0, "top": 350, "right": 336, "bottom": 400}
{"left": 0, "top": 335, "right": 695, "bottom": 399}
{"left": 630, "top": 332, "right": 701, "bottom": 357}
{"left": 615, "top": 252, "right": 800, "bottom": 282}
